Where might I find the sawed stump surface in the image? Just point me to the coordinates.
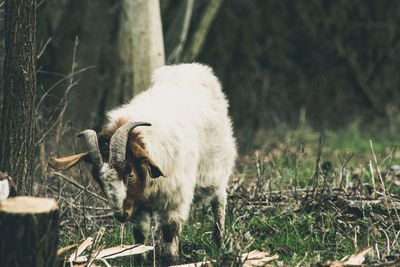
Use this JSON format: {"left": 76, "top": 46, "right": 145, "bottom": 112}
{"left": 0, "top": 196, "right": 59, "bottom": 267}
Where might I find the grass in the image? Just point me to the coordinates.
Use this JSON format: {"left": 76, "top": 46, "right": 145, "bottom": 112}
{"left": 51, "top": 121, "right": 400, "bottom": 266}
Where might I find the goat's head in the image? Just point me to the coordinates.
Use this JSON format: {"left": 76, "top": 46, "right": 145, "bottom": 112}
{"left": 48, "top": 122, "right": 165, "bottom": 222}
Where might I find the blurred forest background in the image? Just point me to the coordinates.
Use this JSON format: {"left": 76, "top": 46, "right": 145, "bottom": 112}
{"left": 2, "top": 1, "right": 400, "bottom": 265}
{"left": 2, "top": 0, "right": 400, "bottom": 140}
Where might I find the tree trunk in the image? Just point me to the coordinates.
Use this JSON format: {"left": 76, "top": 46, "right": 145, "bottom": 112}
{"left": 0, "top": 0, "right": 36, "bottom": 195}
{"left": 131, "top": 0, "right": 165, "bottom": 95}
{"left": 183, "top": 0, "right": 223, "bottom": 62}
{"left": 165, "top": 0, "right": 194, "bottom": 64}
{"left": 0, "top": 197, "right": 59, "bottom": 267}
{"left": 102, "top": 0, "right": 138, "bottom": 114}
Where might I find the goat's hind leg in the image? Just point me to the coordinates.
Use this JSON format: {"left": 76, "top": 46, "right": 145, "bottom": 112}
{"left": 211, "top": 189, "right": 227, "bottom": 247}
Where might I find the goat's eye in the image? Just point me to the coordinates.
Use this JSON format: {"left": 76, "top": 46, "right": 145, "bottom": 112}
{"left": 127, "top": 174, "right": 134, "bottom": 182}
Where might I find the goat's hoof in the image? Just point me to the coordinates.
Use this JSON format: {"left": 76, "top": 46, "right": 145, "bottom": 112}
{"left": 160, "top": 253, "right": 178, "bottom": 266}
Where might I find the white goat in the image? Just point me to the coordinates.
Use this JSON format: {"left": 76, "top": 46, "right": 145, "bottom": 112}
{"left": 49, "top": 63, "right": 237, "bottom": 263}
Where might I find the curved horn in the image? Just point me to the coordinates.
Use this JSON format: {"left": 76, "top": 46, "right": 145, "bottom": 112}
{"left": 109, "top": 122, "right": 151, "bottom": 163}
{"left": 77, "top": 129, "right": 103, "bottom": 165}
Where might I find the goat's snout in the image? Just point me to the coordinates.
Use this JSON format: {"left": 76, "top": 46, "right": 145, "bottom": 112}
{"left": 115, "top": 211, "right": 129, "bottom": 223}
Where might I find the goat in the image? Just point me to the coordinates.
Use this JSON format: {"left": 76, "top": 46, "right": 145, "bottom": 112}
{"left": 49, "top": 63, "right": 237, "bottom": 263}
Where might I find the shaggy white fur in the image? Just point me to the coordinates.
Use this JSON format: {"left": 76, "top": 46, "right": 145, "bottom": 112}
{"left": 106, "top": 63, "right": 236, "bottom": 261}
{"left": 99, "top": 163, "right": 127, "bottom": 215}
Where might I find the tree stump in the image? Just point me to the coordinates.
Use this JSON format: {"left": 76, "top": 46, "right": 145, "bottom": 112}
{"left": 0, "top": 197, "right": 59, "bottom": 267}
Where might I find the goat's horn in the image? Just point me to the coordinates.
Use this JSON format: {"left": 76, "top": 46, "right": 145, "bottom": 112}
{"left": 109, "top": 122, "right": 151, "bottom": 163}
{"left": 77, "top": 129, "right": 103, "bottom": 165}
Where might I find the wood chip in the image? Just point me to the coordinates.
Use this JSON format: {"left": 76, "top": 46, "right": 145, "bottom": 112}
{"left": 241, "top": 250, "right": 279, "bottom": 267}
{"left": 68, "top": 237, "right": 93, "bottom": 262}
{"left": 72, "top": 244, "right": 153, "bottom": 263}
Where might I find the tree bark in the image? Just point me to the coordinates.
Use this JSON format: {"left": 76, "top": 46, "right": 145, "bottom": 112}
{"left": 103, "top": 0, "right": 137, "bottom": 112}
{"left": 0, "top": 197, "right": 59, "bottom": 267}
{"left": 132, "top": 0, "right": 165, "bottom": 95}
{"left": 0, "top": 0, "right": 36, "bottom": 195}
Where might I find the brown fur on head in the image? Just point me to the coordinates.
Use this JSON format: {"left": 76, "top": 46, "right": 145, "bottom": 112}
{"left": 48, "top": 119, "right": 165, "bottom": 222}
{"left": 96, "top": 121, "right": 164, "bottom": 220}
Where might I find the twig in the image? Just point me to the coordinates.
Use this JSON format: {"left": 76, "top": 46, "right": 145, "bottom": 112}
{"left": 374, "top": 191, "right": 400, "bottom": 202}
{"left": 36, "top": 81, "right": 77, "bottom": 144}
{"left": 295, "top": 251, "right": 308, "bottom": 267}
{"left": 54, "top": 172, "right": 107, "bottom": 202}
{"left": 120, "top": 223, "right": 125, "bottom": 246}
{"left": 254, "top": 150, "right": 265, "bottom": 197}
{"left": 370, "top": 140, "right": 387, "bottom": 196}
{"left": 391, "top": 230, "right": 400, "bottom": 248}
{"left": 75, "top": 205, "right": 111, "bottom": 211}
{"left": 152, "top": 226, "right": 156, "bottom": 267}
{"left": 370, "top": 140, "right": 400, "bottom": 225}
{"left": 381, "top": 228, "right": 391, "bottom": 256}
{"left": 37, "top": 37, "right": 52, "bottom": 59}
{"left": 307, "top": 132, "right": 325, "bottom": 200}
{"left": 87, "top": 227, "right": 106, "bottom": 267}
{"left": 369, "top": 160, "right": 376, "bottom": 198}
{"left": 338, "top": 152, "right": 354, "bottom": 188}
{"left": 36, "top": 66, "right": 95, "bottom": 112}
{"left": 375, "top": 242, "right": 380, "bottom": 260}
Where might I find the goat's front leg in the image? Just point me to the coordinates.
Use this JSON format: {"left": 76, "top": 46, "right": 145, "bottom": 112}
{"left": 132, "top": 210, "right": 151, "bottom": 244}
{"left": 160, "top": 220, "right": 181, "bottom": 265}
{"left": 131, "top": 210, "right": 151, "bottom": 264}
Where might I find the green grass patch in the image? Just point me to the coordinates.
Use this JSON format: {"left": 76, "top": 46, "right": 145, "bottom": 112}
{"left": 56, "top": 122, "right": 400, "bottom": 266}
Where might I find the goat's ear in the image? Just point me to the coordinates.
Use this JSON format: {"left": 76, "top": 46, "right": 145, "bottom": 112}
{"left": 144, "top": 157, "right": 165, "bottom": 178}
{"left": 48, "top": 152, "right": 91, "bottom": 170}
{"left": 127, "top": 137, "right": 165, "bottom": 178}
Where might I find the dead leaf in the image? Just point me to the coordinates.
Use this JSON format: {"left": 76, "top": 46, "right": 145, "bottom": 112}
{"left": 57, "top": 243, "right": 79, "bottom": 256}
{"left": 315, "top": 247, "right": 372, "bottom": 267}
{"left": 241, "top": 250, "right": 279, "bottom": 267}
{"left": 342, "top": 247, "right": 371, "bottom": 265}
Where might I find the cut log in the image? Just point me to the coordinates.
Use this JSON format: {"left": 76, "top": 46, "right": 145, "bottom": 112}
{"left": 0, "top": 197, "right": 59, "bottom": 267}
